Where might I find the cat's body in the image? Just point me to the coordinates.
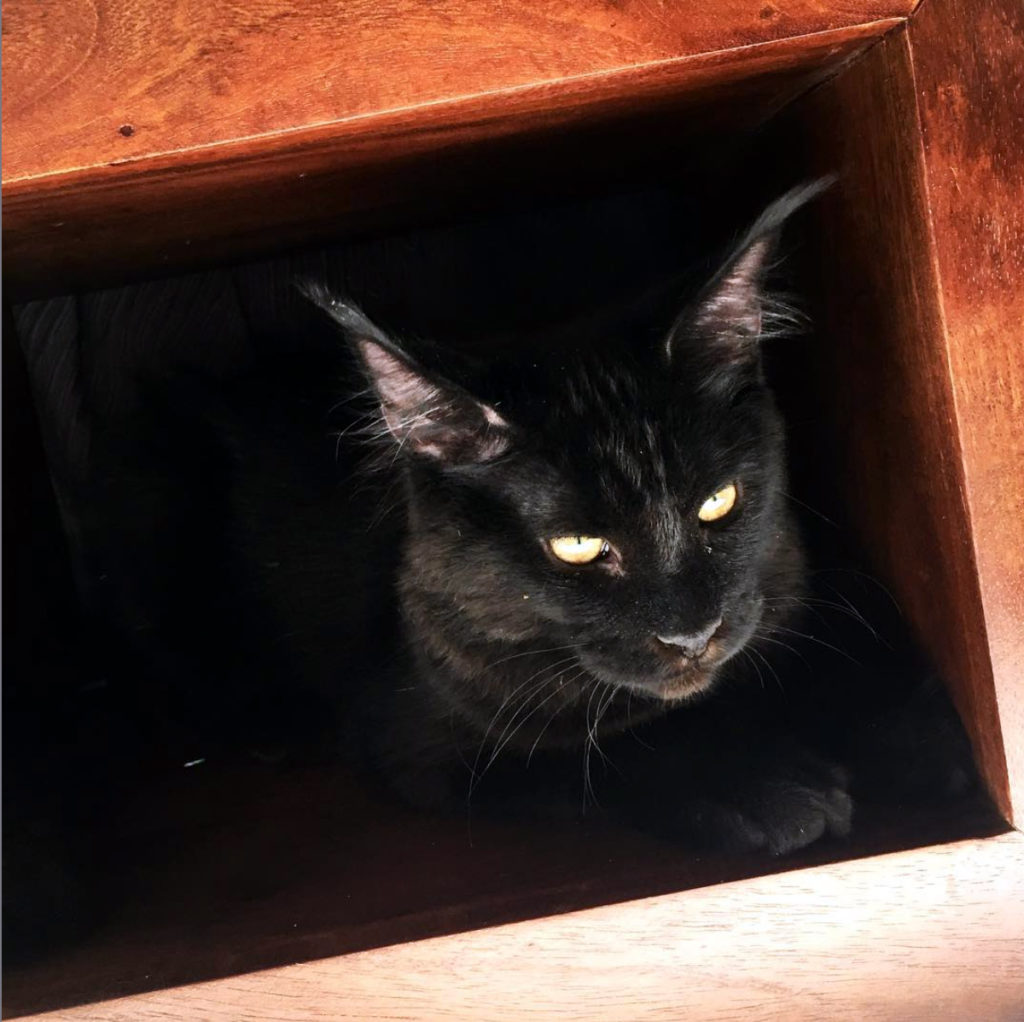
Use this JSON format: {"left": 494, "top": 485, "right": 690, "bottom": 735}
{"left": 179, "top": 182, "right": 851, "bottom": 851}
{"left": 209, "top": 332, "right": 850, "bottom": 854}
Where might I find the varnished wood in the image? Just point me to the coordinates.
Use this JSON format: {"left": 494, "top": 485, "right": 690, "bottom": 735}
{"left": 1, "top": 3, "right": 907, "bottom": 297}
{"left": 904, "top": 0, "right": 1024, "bottom": 825}
{"left": 770, "top": 0, "right": 1024, "bottom": 823}
{"left": 774, "top": 25, "right": 1014, "bottom": 821}
{"left": 13, "top": 833, "right": 1024, "bottom": 1021}
{"left": 4, "top": 747, "right": 999, "bottom": 1019}
{"left": 1, "top": 0, "right": 916, "bottom": 184}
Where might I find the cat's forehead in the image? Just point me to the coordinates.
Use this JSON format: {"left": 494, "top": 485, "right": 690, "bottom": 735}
{"left": 534, "top": 353, "right": 718, "bottom": 507}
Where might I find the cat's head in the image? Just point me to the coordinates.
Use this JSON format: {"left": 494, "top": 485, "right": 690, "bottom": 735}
{"left": 310, "top": 185, "right": 820, "bottom": 704}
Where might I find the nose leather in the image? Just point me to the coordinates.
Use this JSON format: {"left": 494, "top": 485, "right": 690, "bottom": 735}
{"left": 656, "top": 618, "right": 722, "bottom": 659}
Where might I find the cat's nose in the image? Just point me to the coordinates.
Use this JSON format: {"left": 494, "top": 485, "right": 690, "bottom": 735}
{"left": 655, "top": 618, "right": 722, "bottom": 659}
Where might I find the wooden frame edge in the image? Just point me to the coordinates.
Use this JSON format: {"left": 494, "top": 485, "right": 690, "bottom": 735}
{"left": 16, "top": 832, "right": 1022, "bottom": 1021}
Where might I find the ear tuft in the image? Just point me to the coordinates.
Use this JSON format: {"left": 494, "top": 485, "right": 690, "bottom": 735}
{"left": 303, "top": 283, "right": 511, "bottom": 465}
{"left": 691, "top": 235, "right": 775, "bottom": 343}
{"left": 299, "top": 281, "right": 391, "bottom": 344}
{"left": 667, "top": 178, "right": 833, "bottom": 367}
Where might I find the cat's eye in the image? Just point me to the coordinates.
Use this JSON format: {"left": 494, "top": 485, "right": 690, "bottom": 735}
{"left": 547, "top": 535, "right": 609, "bottom": 565}
{"left": 697, "top": 483, "right": 738, "bottom": 523}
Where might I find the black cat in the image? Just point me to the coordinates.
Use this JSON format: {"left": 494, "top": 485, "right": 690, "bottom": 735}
{"left": 271, "top": 182, "right": 854, "bottom": 853}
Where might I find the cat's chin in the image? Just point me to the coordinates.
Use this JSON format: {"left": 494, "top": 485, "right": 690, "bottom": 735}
{"left": 577, "top": 651, "right": 723, "bottom": 704}
{"left": 624, "top": 668, "right": 722, "bottom": 704}
{"left": 653, "top": 669, "right": 722, "bottom": 703}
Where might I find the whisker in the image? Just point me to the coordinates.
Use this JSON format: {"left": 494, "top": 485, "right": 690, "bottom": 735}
{"left": 470, "top": 654, "right": 579, "bottom": 792}
{"left": 495, "top": 671, "right": 582, "bottom": 770}
{"left": 469, "top": 672, "right": 556, "bottom": 796}
{"left": 747, "top": 644, "right": 786, "bottom": 697}
{"left": 751, "top": 630, "right": 811, "bottom": 668}
{"left": 481, "top": 672, "right": 570, "bottom": 775}
{"left": 763, "top": 593, "right": 881, "bottom": 638}
{"left": 739, "top": 647, "right": 766, "bottom": 691}
{"left": 484, "top": 642, "right": 579, "bottom": 671}
{"left": 807, "top": 567, "right": 902, "bottom": 614}
{"left": 582, "top": 679, "right": 613, "bottom": 812}
{"left": 780, "top": 489, "right": 837, "bottom": 527}
{"left": 591, "top": 685, "right": 623, "bottom": 778}
{"left": 526, "top": 668, "right": 586, "bottom": 765}
{"left": 765, "top": 625, "right": 864, "bottom": 666}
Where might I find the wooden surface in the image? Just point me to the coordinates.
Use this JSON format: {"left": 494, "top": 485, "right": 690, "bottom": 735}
{"left": 1, "top": 2, "right": 909, "bottom": 297}
{"left": 772, "top": 24, "right": 1014, "bottom": 821}
{"left": 904, "top": 0, "right": 1024, "bottom": 825}
{"left": 14, "top": 832, "right": 1024, "bottom": 1021}
{"left": 4, "top": 747, "right": 1000, "bottom": 1019}
{"left": 1, "top": 0, "right": 915, "bottom": 183}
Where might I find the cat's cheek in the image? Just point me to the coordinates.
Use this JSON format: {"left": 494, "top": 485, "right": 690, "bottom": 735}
{"left": 715, "top": 593, "right": 766, "bottom": 663}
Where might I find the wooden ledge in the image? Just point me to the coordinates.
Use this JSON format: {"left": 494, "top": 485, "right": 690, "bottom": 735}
{"left": 2, "top": 2, "right": 912, "bottom": 296}
{"left": 15, "top": 832, "right": 1024, "bottom": 1021}
{"left": 3, "top": 1, "right": 917, "bottom": 185}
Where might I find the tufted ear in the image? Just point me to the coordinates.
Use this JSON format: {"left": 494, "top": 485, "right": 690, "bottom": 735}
{"left": 305, "top": 286, "right": 511, "bottom": 465}
{"left": 667, "top": 179, "right": 833, "bottom": 369}
{"left": 690, "top": 233, "right": 776, "bottom": 352}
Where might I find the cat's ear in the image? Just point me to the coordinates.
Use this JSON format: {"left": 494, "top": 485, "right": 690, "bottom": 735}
{"left": 667, "top": 179, "right": 832, "bottom": 368}
{"left": 304, "top": 285, "right": 511, "bottom": 464}
{"left": 355, "top": 338, "right": 513, "bottom": 464}
{"left": 686, "top": 233, "right": 776, "bottom": 357}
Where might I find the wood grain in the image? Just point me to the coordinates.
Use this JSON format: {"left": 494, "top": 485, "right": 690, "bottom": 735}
{"left": 1, "top": 0, "right": 916, "bottom": 184}
{"left": 1, "top": 4, "right": 906, "bottom": 297}
{"left": 905, "top": 0, "right": 1024, "bottom": 824}
{"left": 13, "top": 832, "right": 1024, "bottom": 1021}
{"left": 4, "top": 743, "right": 998, "bottom": 1019}
{"left": 772, "top": 26, "right": 1014, "bottom": 820}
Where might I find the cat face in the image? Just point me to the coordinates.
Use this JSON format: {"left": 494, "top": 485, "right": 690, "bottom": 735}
{"left": 311, "top": 186, "right": 816, "bottom": 704}
{"left": 392, "top": 344, "right": 797, "bottom": 704}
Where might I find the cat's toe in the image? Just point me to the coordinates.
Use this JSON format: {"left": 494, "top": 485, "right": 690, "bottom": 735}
{"left": 678, "top": 800, "right": 770, "bottom": 852}
{"left": 756, "top": 778, "right": 853, "bottom": 856}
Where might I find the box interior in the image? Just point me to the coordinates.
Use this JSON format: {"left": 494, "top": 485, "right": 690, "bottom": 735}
{"left": 2, "top": 33, "right": 1007, "bottom": 1019}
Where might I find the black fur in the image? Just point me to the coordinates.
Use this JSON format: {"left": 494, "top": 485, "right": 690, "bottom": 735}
{"left": 276, "top": 184, "right": 853, "bottom": 849}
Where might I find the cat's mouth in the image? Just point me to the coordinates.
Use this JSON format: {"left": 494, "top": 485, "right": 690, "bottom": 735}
{"left": 576, "top": 600, "right": 763, "bottom": 702}
{"left": 630, "top": 658, "right": 723, "bottom": 702}
{"left": 576, "top": 644, "right": 723, "bottom": 702}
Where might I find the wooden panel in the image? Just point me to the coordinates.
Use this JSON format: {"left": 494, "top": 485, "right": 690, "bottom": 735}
{"left": 4, "top": 742, "right": 1000, "bottom": 1019}
{"left": 1, "top": 5, "right": 905, "bottom": 297}
{"left": 14, "top": 833, "right": 1024, "bottom": 1021}
{"left": 776, "top": 28, "right": 1013, "bottom": 819}
{"left": 1, "top": 0, "right": 915, "bottom": 184}
{"left": 905, "top": 0, "right": 1024, "bottom": 824}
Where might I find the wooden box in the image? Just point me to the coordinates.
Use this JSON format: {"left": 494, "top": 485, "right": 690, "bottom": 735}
{"left": 3, "top": 0, "right": 1023, "bottom": 1017}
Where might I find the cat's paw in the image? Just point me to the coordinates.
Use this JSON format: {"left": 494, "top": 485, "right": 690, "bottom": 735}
{"left": 677, "top": 760, "right": 853, "bottom": 855}
{"left": 630, "top": 746, "right": 853, "bottom": 856}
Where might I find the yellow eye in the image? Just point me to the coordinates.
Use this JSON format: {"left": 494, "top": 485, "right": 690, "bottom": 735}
{"left": 698, "top": 483, "right": 738, "bottom": 523}
{"left": 548, "top": 535, "right": 609, "bottom": 565}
